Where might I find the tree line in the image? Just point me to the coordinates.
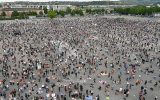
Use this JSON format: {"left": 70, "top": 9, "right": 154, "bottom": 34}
{"left": 46, "top": 7, "right": 84, "bottom": 19}
{"left": 0, "top": 10, "right": 43, "bottom": 20}
{"left": 85, "top": 8, "right": 108, "bottom": 15}
{"left": 46, "top": 7, "right": 110, "bottom": 19}
{"left": 114, "top": 6, "right": 160, "bottom": 16}
{"left": 1, "top": 5, "right": 160, "bottom": 20}
{"left": 11, "top": 11, "right": 39, "bottom": 19}
{"left": 0, "top": 6, "right": 110, "bottom": 20}
{"left": 0, "top": 7, "right": 85, "bottom": 20}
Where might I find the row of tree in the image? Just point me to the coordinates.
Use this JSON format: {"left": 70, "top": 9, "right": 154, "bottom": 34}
{"left": 0, "top": 10, "right": 43, "bottom": 19}
{"left": 0, "top": 11, "right": 6, "bottom": 17}
{"left": 1, "top": 7, "right": 108, "bottom": 20}
{"left": 46, "top": 7, "right": 111, "bottom": 19}
{"left": 0, "top": 7, "right": 84, "bottom": 19}
{"left": 46, "top": 7, "right": 84, "bottom": 19}
{"left": 2, "top": 5, "right": 160, "bottom": 20}
{"left": 11, "top": 11, "right": 42, "bottom": 19}
{"left": 114, "top": 6, "right": 160, "bottom": 15}
{"left": 86, "top": 8, "right": 108, "bottom": 15}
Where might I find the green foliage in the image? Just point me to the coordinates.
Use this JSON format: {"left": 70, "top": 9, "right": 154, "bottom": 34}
{"left": 105, "top": 10, "right": 109, "bottom": 14}
{"left": 85, "top": 8, "right": 106, "bottom": 15}
{"left": 47, "top": 10, "right": 57, "bottom": 19}
{"left": 66, "top": 7, "right": 72, "bottom": 14}
{"left": 11, "top": 11, "right": 19, "bottom": 17}
{"left": 70, "top": 9, "right": 84, "bottom": 16}
{"left": 86, "top": 9, "right": 92, "bottom": 14}
{"left": 19, "top": 12, "right": 27, "bottom": 19}
{"left": 39, "top": 11, "right": 43, "bottom": 16}
{"left": 54, "top": 8, "right": 84, "bottom": 17}
{"left": 71, "top": 9, "right": 76, "bottom": 16}
{"left": 1, "top": 11, "right": 6, "bottom": 16}
{"left": 11, "top": 11, "right": 37, "bottom": 19}
{"left": 114, "top": 6, "right": 160, "bottom": 16}
{"left": 58, "top": 10, "right": 65, "bottom": 17}
{"left": 43, "top": 7, "right": 48, "bottom": 14}
{"left": 78, "top": 9, "right": 84, "bottom": 16}
{"left": 0, "top": 16, "right": 15, "bottom": 20}
{"left": 27, "top": 11, "right": 37, "bottom": 16}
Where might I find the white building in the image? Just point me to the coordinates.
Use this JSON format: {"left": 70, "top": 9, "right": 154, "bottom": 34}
{"left": 50, "top": 5, "right": 74, "bottom": 11}
{"left": 4, "top": 3, "right": 75, "bottom": 11}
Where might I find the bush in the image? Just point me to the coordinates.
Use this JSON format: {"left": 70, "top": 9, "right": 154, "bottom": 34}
{"left": 114, "top": 6, "right": 160, "bottom": 16}
{"left": 47, "top": 10, "right": 57, "bottom": 19}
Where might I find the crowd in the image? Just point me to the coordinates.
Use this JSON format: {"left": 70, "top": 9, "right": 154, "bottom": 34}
{"left": 0, "top": 16, "right": 160, "bottom": 100}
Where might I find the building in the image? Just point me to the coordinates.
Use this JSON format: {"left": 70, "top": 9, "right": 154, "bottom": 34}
{"left": 2, "top": 2, "right": 75, "bottom": 10}
{"left": 1, "top": 2, "right": 76, "bottom": 17}
{"left": 49, "top": 5, "right": 74, "bottom": 11}
{"left": 3, "top": 8, "right": 44, "bottom": 17}
{"left": 86, "top": 5, "right": 136, "bottom": 9}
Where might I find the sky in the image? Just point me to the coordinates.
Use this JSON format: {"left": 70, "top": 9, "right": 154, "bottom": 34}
{"left": 1, "top": 0, "right": 115, "bottom": 2}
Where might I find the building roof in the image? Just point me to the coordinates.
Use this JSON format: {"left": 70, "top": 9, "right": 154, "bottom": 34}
{"left": 3, "top": 8, "right": 41, "bottom": 11}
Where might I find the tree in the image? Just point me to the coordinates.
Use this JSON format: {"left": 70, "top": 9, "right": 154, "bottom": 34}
{"left": 19, "top": 12, "right": 26, "bottom": 19}
{"left": 43, "top": 7, "right": 48, "bottom": 14}
{"left": 47, "top": 10, "right": 57, "bottom": 19}
{"left": 101, "top": 9, "right": 105, "bottom": 14}
{"left": 39, "top": 11, "right": 43, "bottom": 16}
{"left": 11, "top": 11, "right": 19, "bottom": 18}
{"left": 105, "top": 10, "right": 109, "bottom": 14}
{"left": 113, "top": 6, "right": 160, "bottom": 16}
{"left": 71, "top": 9, "right": 76, "bottom": 16}
{"left": 26, "top": 11, "right": 37, "bottom": 16}
{"left": 66, "top": 7, "right": 72, "bottom": 14}
{"left": 78, "top": 9, "right": 84, "bottom": 16}
{"left": 1, "top": 11, "right": 6, "bottom": 17}
{"left": 70, "top": 9, "right": 84, "bottom": 16}
{"left": 58, "top": 10, "right": 65, "bottom": 17}
{"left": 86, "top": 9, "right": 92, "bottom": 14}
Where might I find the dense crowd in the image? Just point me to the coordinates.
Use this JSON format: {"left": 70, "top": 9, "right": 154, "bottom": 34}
{"left": 0, "top": 16, "right": 160, "bottom": 100}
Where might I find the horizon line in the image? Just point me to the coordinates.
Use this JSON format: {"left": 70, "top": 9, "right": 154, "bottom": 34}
{"left": 1, "top": 0, "right": 120, "bottom": 3}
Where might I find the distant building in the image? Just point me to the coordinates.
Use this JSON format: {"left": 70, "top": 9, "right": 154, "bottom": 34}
{"left": 2, "top": 2, "right": 75, "bottom": 10}
{"left": 0, "top": 1, "right": 135, "bottom": 17}
{"left": 1, "top": 8, "right": 43, "bottom": 17}
{"left": 49, "top": 5, "right": 74, "bottom": 11}
{"left": 0, "top": 2, "right": 76, "bottom": 17}
{"left": 85, "top": 5, "right": 136, "bottom": 9}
